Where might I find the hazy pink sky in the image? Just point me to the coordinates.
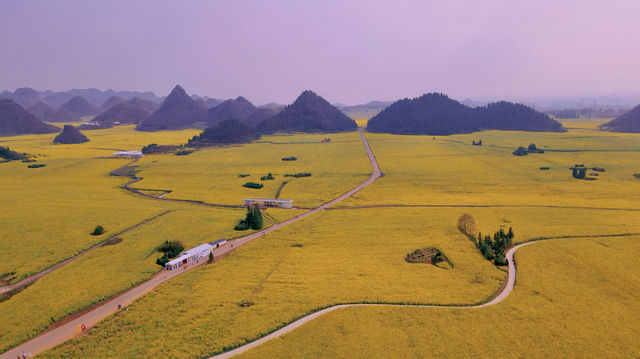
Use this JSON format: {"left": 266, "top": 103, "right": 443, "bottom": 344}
{"left": 1, "top": 0, "right": 639, "bottom": 104}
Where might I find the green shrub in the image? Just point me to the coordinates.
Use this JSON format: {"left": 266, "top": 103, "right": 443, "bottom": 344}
{"left": 284, "top": 173, "right": 312, "bottom": 178}
{"left": 591, "top": 167, "right": 605, "bottom": 172}
{"left": 238, "top": 174, "right": 250, "bottom": 178}
{"left": 175, "top": 150, "right": 194, "bottom": 156}
{"left": 0, "top": 146, "right": 27, "bottom": 161}
{"left": 234, "top": 220, "right": 249, "bottom": 231}
{"left": 158, "top": 240, "right": 184, "bottom": 258}
{"left": 91, "top": 225, "right": 104, "bottom": 236}
{"left": 27, "top": 163, "right": 46, "bottom": 168}
{"left": 281, "top": 157, "right": 297, "bottom": 161}
{"left": 513, "top": 146, "right": 528, "bottom": 156}
{"left": 155, "top": 240, "right": 184, "bottom": 266}
{"left": 242, "top": 182, "right": 263, "bottom": 189}
{"left": 539, "top": 166, "right": 550, "bottom": 170}
{"left": 260, "top": 173, "right": 275, "bottom": 180}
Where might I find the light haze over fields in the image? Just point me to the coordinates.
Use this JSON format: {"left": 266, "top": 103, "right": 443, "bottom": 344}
{"left": 1, "top": 0, "right": 639, "bottom": 104}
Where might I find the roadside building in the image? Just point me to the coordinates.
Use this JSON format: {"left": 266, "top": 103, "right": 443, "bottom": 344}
{"left": 210, "top": 238, "right": 227, "bottom": 249}
{"left": 243, "top": 198, "right": 293, "bottom": 209}
{"left": 113, "top": 150, "right": 143, "bottom": 158}
{"left": 164, "top": 243, "right": 213, "bottom": 270}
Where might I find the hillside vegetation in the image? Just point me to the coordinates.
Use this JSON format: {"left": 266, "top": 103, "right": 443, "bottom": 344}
{"left": 0, "top": 99, "right": 59, "bottom": 136}
{"left": 257, "top": 90, "right": 358, "bottom": 134}
{"left": 367, "top": 93, "right": 564, "bottom": 135}
{"left": 600, "top": 104, "right": 640, "bottom": 132}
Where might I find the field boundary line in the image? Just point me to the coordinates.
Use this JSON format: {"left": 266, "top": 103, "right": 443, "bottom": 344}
{"left": 0, "top": 210, "right": 172, "bottom": 295}
{"left": 327, "top": 203, "right": 640, "bottom": 211}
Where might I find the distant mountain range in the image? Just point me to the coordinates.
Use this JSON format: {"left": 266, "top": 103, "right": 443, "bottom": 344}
{"left": 0, "top": 87, "right": 164, "bottom": 109}
{"left": 82, "top": 100, "right": 156, "bottom": 130}
{"left": 335, "top": 100, "right": 393, "bottom": 118}
{"left": 61, "top": 96, "right": 99, "bottom": 117}
{"left": 0, "top": 99, "right": 59, "bottom": 136}
{"left": 367, "top": 93, "right": 565, "bottom": 135}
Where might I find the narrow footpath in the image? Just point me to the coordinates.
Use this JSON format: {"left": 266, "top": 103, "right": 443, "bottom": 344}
{"left": 0, "top": 129, "right": 380, "bottom": 358}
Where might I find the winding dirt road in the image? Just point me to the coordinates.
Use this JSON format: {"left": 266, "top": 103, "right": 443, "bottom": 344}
{"left": 0, "top": 129, "right": 380, "bottom": 358}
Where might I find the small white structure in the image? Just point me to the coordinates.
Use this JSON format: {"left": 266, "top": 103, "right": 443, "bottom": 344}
{"left": 165, "top": 243, "right": 213, "bottom": 270}
{"left": 113, "top": 150, "right": 143, "bottom": 158}
{"left": 210, "top": 238, "right": 228, "bottom": 249}
{"left": 243, "top": 198, "right": 293, "bottom": 209}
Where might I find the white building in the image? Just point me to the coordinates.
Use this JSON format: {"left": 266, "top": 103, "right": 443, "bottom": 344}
{"left": 113, "top": 150, "right": 143, "bottom": 158}
{"left": 243, "top": 198, "right": 293, "bottom": 209}
{"left": 165, "top": 243, "right": 213, "bottom": 270}
{"left": 210, "top": 238, "right": 228, "bottom": 249}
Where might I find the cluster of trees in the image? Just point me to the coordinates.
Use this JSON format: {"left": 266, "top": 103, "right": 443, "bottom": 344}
{"left": 571, "top": 164, "right": 587, "bottom": 179}
{"left": 155, "top": 240, "right": 185, "bottom": 266}
{"left": 281, "top": 156, "right": 297, "bottom": 161}
{"left": 634, "top": 173, "right": 640, "bottom": 179}
{"left": 513, "top": 143, "right": 544, "bottom": 156}
{"left": 367, "top": 93, "right": 565, "bottom": 135}
{"left": 261, "top": 173, "right": 275, "bottom": 180}
{"left": 242, "top": 182, "right": 263, "bottom": 189}
{"left": 27, "top": 163, "right": 45, "bottom": 168}
{"left": 472, "top": 228, "right": 513, "bottom": 266}
{"left": 188, "top": 119, "right": 259, "bottom": 146}
{"left": 141, "top": 143, "right": 179, "bottom": 154}
{"left": 0, "top": 146, "right": 27, "bottom": 161}
{"left": 472, "top": 140, "right": 482, "bottom": 146}
{"left": 235, "top": 206, "right": 263, "bottom": 231}
{"left": 284, "top": 173, "right": 312, "bottom": 178}
{"left": 458, "top": 214, "right": 512, "bottom": 266}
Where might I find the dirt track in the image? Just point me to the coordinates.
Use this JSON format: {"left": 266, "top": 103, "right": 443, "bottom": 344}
{"left": 0, "top": 211, "right": 171, "bottom": 295}
{"left": 0, "top": 129, "right": 380, "bottom": 358}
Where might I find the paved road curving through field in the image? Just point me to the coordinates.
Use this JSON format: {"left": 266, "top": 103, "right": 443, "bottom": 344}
{"left": 0, "top": 129, "right": 380, "bottom": 358}
{"left": 209, "top": 242, "right": 531, "bottom": 359}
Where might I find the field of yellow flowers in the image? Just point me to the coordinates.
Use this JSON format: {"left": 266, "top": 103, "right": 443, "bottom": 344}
{"left": 0, "top": 126, "right": 199, "bottom": 282}
{"left": 132, "top": 131, "right": 371, "bottom": 208}
{"left": 236, "top": 235, "right": 640, "bottom": 358}
{"left": 339, "top": 123, "right": 640, "bottom": 209}
{"left": 3, "top": 120, "right": 640, "bottom": 358}
{"left": 43, "top": 204, "right": 640, "bottom": 358}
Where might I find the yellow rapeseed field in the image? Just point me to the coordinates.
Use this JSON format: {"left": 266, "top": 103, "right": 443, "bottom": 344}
{"left": 339, "top": 125, "right": 640, "bottom": 209}
{"left": 0, "top": 126, "right": 199, "bottom": 281}
{"left": 0, "top": 207, "right": 250, "bottom": 352}
{"left": 42, "top": 204, "right": 640, "bottom": 358}
{"left": 5, "top": 121, "right": 640, "bottom": 358}
{"left": 237, "top": 235, "right": 640, "bottom": 358}
{"left": 132, "top": 131, "right": 371, "bottom": 208}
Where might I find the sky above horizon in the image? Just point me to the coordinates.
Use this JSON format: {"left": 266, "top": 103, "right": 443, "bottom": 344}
{"left": 1, "top": 0, "right": 639, "bottom": 105}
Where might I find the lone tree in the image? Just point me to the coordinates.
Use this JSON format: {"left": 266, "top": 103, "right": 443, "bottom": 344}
{"left": 91, "top": 225, "right": 104, "bottom": 236}
{"left": 457, "top": 214, "right": 476, "bottom": 234}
